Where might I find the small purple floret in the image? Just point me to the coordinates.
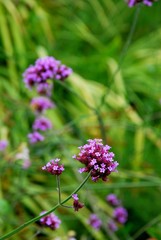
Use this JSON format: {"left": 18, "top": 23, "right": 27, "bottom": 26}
{"left": 106, "top": 194, "right": 121, "bottom": 206}
{"left": 113, "top": 206, "right": 128, "bottom": 224}
{"left": 72, "top": 194, "right": 79, "bottom": 201}
{"left": 30, "top": 97, "right": 54, "bottom": 113}
{"left": 33, "top": 117, "right": 52, "bottom": 131}
{"left": 127, "top": 0, "right": 156, "bottom": 7}
{"left": 108, "top": 220, "right": 118, "bottom": 232}
{"left": 55, "top": 65, "right": 73, "bottom": 81}
{"left": 36, "top": 83, "right": 53, "bottom": 96}
{"left": 40, "top": 211, "right": 61, "bottom": 230}
{"left": 0, "top": 140, "right": 8, "bottom": 151}
{"left": 88, "top": 214, "right": 102, "bottom": 230}
{"left": 42, "top": 158, "right": 64, "bottom": 175}
{"left": 72, "top": 194, "right": 84, "bottom": 211}
{"left": 28, "top": 131, "right": 44, "bottom": 144}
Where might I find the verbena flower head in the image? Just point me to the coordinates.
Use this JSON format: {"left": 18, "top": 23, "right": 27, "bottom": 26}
{"left": 23, "top": 56, "right": 60, "bottom": 88}
{"left": 113, "top": 206, "right": 128, "bottom": 224}
{"left": 30, "top": 97, "right": 54, "bottom": 113}
{"left": 72, "top": 194, "right": 84, "bottom": 211}
{"left": 88, "top": 214, "right": 102, "bottom": 230}
{"left": 42, "top": 158, "right": 64, "bottom": 175}
{"left": 108, "top": 219, "right": 118, "bottom": 232}
{"left": 73, "top": 139, "right": 118, "bottom": 182}
{"left": 40, "top": 211, "right": 61, "bottom": 230}
{"left": 36, "top": 82, "right": 53, "bottom": 96}
{"left": 28, "top": 131, "right": 45, "bottom": 144}
{"left": 23, "top": 56, "right": 73, "bottom": 88}
{"left": 0, "top": 140, "right": 8, "bottom": 151}
{"left": 55, "top": 64, "right": 73, "bottom": 81}
{"left": 106, "top": 194, "right": 121, "bottom": 206}
{"left": 127, "top": 0, "right": 157, "bottom": 7}
{"left": 33, "top": 116, "right": 52, "bottom": 131}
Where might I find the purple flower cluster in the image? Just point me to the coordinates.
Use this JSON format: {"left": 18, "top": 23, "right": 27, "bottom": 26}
{"left": 0, "top": 140, "right": 8, "bottom": 152}
{"left": 33, "top": 117, "right": 52, "bottom": 131}
{"left": 55, "top": 64, "right": 73, "bottom": 80}
{"left": 108, "top": 220, "right": 118, "bottom": 232}
{"left": 23, "top": 56, "right": 72, "bottom": 144}
{"left": 36, "top": 83, "right": 53, "bottom": 97}
{"left": 88, "top": 194, "right": 126, "bottom": 232}
{"left": 28, "top": 116, "right": 52, "bottom": 144}
{"left": 28, "top": 95, "right": 54, "bottom": 144}
{"left": 113, "top": 206, "right": 128, "bottom": 224}
{"left": 23, "top": 56, "right": 72, "bottom": 89}
{"left": 106, "top": 194, "right": 128, "bottom": 232}
{"left": 40, "top": 211, "right": 61, "bottom": 230}
{"left": 30, "top": 97, "right": 54, "bottom": 114}
{"left": 28, "top": 132, "right": 44, "bottom": 144}
{"left": 88, "top": 214, "right": 102, "bottom": 230}
{"left": 73, "top": 139, "right": 118, "bottom": 182}
{"left": 42, "top": 158, "right": 64, "bottom": 175}
{"left": 72, "top": 194, "right": 84, "bottom": 212}
{"left": 106, "top": 194, "right": 121, "bottom": 206}
{"left": 127, "top": 0, "right": 157, "bottom": 7}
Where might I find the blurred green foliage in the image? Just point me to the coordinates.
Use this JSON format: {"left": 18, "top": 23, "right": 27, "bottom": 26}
{"left": 0, "top": 0, "right": 161, "bottom": 239}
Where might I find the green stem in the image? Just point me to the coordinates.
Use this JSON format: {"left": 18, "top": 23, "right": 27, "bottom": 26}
{"left": 56, "top": 175, "right": 73, "bottom": 208}
{"left": 0, "top": 172, "right": 91, "bottom": 240}
{"left": 94, "top": 109, "right": 107, "bottom": 143}
{"left": 132, "top": 214, "right": 161, "bottom": 240}
{"left": 56, "top": 175, "right": 61, "bottom": 204}
{"left": 99, "top": 4, "right": 141, "bottom": 109}
{"left": 57, "top": 81, "right": 107, "bottom": 142}
{"left": 56, "top": 80, "right": 95, "bottom": 111}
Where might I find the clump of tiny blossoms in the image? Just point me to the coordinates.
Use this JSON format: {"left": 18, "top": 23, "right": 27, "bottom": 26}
{"left": 72, "top": 194, "right": 84, "bottom": 212}
{"left": 106, "top": 193, "right": 128, "bottom": 232}
{"left": 23, "top": 56, "right": 73, "bottom": 145}
{"left": 33, "top": 116, "right": 52, "bottom": 131}
{"left": 23, "top": 56, "right": 73, "bottom": 89}
{"left": 106, "top": 193, "right": 121, "bottom": 206}
{"left": 88, "top": 193, "right": 128, "bottom": 232}
{"left": 28, "top": 96, "right": 54, "bottom": 144}
{"left": 42, "top": 158, "right": 64, "bottom": 175}
{"left": 88, "top": 214, "right": 102, "bottom": 230}
{"left": 113, "top": 206, "right": 128, "bottom": 224}
{"left": 28, "top": 131, "right": 44, "bottom": 144}
{"left": 127, "top": 0, "right": 157, "bottom": 7}
{"left": 73, "top": 139, "right": 118, "bottom": 182}
{"left": 30, "top": 97, "right": 54, "bottom": 114}
{"left": 40, "top": 211, "right": 61, "bottom": 230}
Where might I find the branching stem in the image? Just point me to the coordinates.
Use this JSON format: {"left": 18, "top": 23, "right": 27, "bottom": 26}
{"left": 0, "top": 172, "right": 91, "bottom": 240}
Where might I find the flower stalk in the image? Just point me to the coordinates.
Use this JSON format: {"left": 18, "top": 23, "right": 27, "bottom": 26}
{"left": 0, "top": 171, "right": 91, "bottom": 240}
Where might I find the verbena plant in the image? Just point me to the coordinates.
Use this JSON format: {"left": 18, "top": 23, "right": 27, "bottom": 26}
{"left": 0, "top": 0, "right": 161, "bottom": 239}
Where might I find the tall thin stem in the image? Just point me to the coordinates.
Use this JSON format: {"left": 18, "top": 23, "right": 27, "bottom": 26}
{"left": 94, "top": 109, "right": 107, "bottom": 143}
{"left": 56, "top": 80, "right": 95, "bottom": 111}
{"left": 56, "top": 175, "right": 61, "bottom": 204}
{"left": 133, "top": 214, "right": 161, "bottom": 239}
{"left": 99, "top": 4, "right": 141, "bottom": 109}
{"left": 56, "top": 81, "right": 107, "bottom": 142}
{"left": 56, "top": 175, "right": 72, "bottom": 208}
{"left": 0, "top": 172, "right": 91, "bottom": 240}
